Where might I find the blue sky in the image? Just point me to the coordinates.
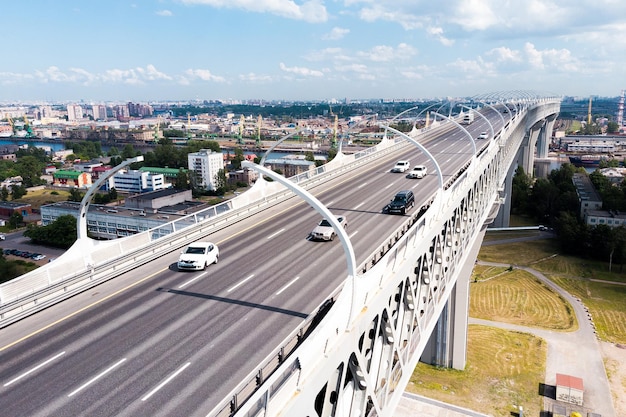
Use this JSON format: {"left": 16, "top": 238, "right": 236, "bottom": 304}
{"left": 2, "top": 0, "right": 625, "bottom": 102}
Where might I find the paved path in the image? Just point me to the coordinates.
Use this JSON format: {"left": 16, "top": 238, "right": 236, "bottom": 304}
{"left": 474, "top": 261, "right": 615, "bottom": 417}
{"left": 396, "top": 261, "right": 616, "bottom": 417}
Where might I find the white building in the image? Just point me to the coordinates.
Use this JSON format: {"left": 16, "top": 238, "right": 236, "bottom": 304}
{"left": 112, "top": 169, "right": 167, "bottom": 193}
{"left": 67, "top": 105, "right": 84, "bottom": 121}
{"left": 188, "top": 149, "right": 224, "bottom": 191}
{"left": 92, "top": 104, "right": 108, "bottom": 121}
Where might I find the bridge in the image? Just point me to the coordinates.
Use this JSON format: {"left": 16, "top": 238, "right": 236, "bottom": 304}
{"left": 0, "top": 93, "right": 561, "bottom": 417}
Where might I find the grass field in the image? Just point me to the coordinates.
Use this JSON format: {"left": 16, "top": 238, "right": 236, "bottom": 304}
{"left": 479, "top": 238, "right": 626, "bottom": 344}
{"left": 470, "top": 265, "right": 578, "bottom": 331}
{"left": 408, "top": 231, "right": 626, "bottom": 416}
{"left": 14, "top": 188, "right": 71, "bottom": 210}
{"left": 408, "top": 325, "right": 546, "bottom": 417}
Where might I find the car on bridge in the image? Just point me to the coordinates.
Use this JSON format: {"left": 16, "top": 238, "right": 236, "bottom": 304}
{"left": 177, "top": 241, "right": 219, "bottom": 271}
{"left": 477, "top": 131, "right": 488, "bottom": 140}
{"left": 383, "top": 190, "right": 415, "bottom": 215}
{"left": 407, "top": 165, "right": 427, "bottom": 179}
{"left": 309, "top": 215, "right": 347, "bottom": 241}
{"left": 391, "top": 160, "right": 410, "bottom": 173}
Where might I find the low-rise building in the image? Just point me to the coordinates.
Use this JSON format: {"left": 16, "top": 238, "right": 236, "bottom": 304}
{"left": 52, "top": 170, "right": 92, "bottom": 188}
{"left": 41, "top": 188, "right": 208, "bottom": 239}
{"left": 263, "top": 157, "right": 315, "bottom": 178}
{"left": 112, "top": 169, "right": 167, "bottom": 193}
{"left": 572, "top": 173, "right": 603, "bottom": 220}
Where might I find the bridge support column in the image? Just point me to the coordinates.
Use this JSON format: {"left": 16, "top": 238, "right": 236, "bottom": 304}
{"left": 536, "top": 114, "right": 557, "bottom": 159}
{"left": 520, "top": 122, "right": 542, "bottom": 177}
{"left": 420, "top": 227, "right": 487, "bottom": 370}
{"left": 491, "top": 160, "right": 515, "bottom": 228}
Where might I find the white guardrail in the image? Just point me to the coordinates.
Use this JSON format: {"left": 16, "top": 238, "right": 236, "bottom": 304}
{"left": 0, "top": 133, "right": 417, "bottom": 328}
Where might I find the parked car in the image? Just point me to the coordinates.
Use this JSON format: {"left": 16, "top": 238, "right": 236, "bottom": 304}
{"left": 383, "top": 190, "right": 415, "bottom": 215}
{"left": 391, "top": 160, "right": 410, "bottom": 173}
{"left": 177, "top": 242, "right": 219, "bottom": 271}
{"left": 310, "top": 215, "right": 347, "bottom": 241}
{"left": 407, "top": 165, "right": 427, "bottom": 179}
{"left": 0, "top": 234, "right": 5, "bottom": 241}
{"left": 30, "top": 253, "right": 46, "bottom": 261}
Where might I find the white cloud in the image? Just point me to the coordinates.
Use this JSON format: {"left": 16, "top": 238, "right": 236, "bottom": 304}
{"left": 305, "top": 48, "right": 352, "bottom": 62}
{"left": 358, "top": 43, "right": 417, "bottom": 62}
{"left": 156, "top": 10, "right": 173, "bottom": 17}
{"left": 279, "top": 63, "right": 324, "bottom": 77}
{"left": 184, "top": 68, "right": 226, "bottom": 82}
{"left": 239, "top": 73, "right": 274, "bottom": 82}
{"left": 322, "top": 27, "right": 350, "bottom": 41}
{"left": 179, "top": 0, "right": 328, "bottom": 23}
{"left": 486, "top": 47, "right": 522, "bottom": 63}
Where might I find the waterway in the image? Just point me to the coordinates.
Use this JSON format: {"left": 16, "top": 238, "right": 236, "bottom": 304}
{"left": 0, "top": 139, "right": 308, "bottom": 162}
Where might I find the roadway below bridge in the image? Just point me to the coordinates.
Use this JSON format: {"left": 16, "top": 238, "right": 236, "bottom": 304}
{"left": 0, "top": 105, "right": 513, "bottom": 416}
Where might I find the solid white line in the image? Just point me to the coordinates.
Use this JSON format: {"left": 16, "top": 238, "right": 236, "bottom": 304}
{"left": 68, "top": 358, "right": 127, "bottom": 397}
{"left": 266, "top": 228, "right": 285, "bottom": 240}
{"left": 354, "top": 202, "right": 364, "bottom": 210}
{"left": 349, "top": 230, "right": 358, "bottom": 239}
{"left": 178, "top": 271, "right": 208, "bottom": 289}
{"left": 228, "top": 274, "right": 255, "bottom": 292}
{"left": 141, "top": 362, "right": 191, "bottom": 401}
{"left": 276, "top": 276, "right": 300, "bottom": 295}
{"left": 3, "top": 351, "right": 66, "bottom": 387}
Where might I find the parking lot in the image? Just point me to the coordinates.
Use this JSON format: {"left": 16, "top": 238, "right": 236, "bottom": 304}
{"left": 0, "top": 230, "right": 66, "bottom": 266}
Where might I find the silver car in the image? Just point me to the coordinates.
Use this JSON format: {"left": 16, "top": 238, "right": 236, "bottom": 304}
{"left": 310, "top": 215, "right": 347, "bottom": 241}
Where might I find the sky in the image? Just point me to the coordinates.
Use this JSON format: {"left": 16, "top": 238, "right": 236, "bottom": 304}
{"left": 2, "top": 0, "right": 626, "bottom": 103}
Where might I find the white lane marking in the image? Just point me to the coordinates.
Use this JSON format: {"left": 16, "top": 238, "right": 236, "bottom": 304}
{"left": 354, "top": 202, "right": 364, "bottom": 210}
{"left": 266, "top": 228, "right": 285, "bottom": 240}
{"left": 68, "top": 358, "right": 127, "bottom": 397}
{"left": 3, "top": 351, "right": 66, "bottom": 387}
{"left": 178, "top": 271, "right": 208, "bottom": 289}
{"left": 276, "top": 276, "right": 300, "bottom": 295}
{"left": 227, "top": 274, "right": 255, "bottom": 292}
{"left": 141, "top": 362, "right": 191, "bottom": 402}
{"left": 326, "top": 200, "right": 334, "bottom": 206}
{"left": 357, "top": 182, "right": 367, "bottom": 189}
{"left": 349, "top": 230, "right": 358, "bottom": 239}
{"left": 384, "top": 183, "right": 394, "bottom": 189}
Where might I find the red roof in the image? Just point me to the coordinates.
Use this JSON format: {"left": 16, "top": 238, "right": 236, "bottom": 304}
{"left": 556, "top": 373, "right": 584, "bottom": 390}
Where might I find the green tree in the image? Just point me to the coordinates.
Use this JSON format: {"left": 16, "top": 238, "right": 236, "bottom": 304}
{"left": 607, "top": 121, "right": 619, "bottom": 134}
{"left": 68, "top": 187, "right": 83, "bottom": 202}
{"left": 214, "top": 169, "right": 227, "bottom": 194}
{"left": 231, "top": 147, "right": 245, "bottom": 170}
{"left": 24, "top": 215, "right": 77, "bottom": 249}
{"left": 511, "top": 166, "right": 532, "bottom": 214}
{"left": 15, "top": 155, "right": 46, "bottom": 187}
{"left": 9, "top": 211, "right": 23, "bottom": 229}
{"left": 1, "top": 186, "right": 9, "bottom": 201}
{"left": 174, "top": 169, "right": 190, "bottom": 189}
{"left": 10, "top": 184, "right": 27, "bottom": 200}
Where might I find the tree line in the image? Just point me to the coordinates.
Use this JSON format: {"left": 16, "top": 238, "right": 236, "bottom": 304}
{"left": 512, "top": 163, "right": 626, "bottom": 271}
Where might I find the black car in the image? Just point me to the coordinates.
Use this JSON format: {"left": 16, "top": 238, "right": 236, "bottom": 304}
{"left": 383, "top": 190, "right": 415, "bottom": 215}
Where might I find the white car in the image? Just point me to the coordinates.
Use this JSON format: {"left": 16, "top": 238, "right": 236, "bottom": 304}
{"left": 177, "top": 241, "right": 219, "bottom": 271}
{"left": 407, "top": 165, "right": 427, "bottom": 179}
{"left": 0, "top": 234, "right": 5, "bottom": 241}
{"left": 391, "top": 160, "right": 410, "bottom": 173}
{"left": 310, "top": 215, "right": 347, "bottom": 241}
{"left": 477, "top": 131, "right": 488, "bottom": 140}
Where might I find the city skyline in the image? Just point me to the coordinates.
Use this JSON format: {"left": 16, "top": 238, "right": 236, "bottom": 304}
{"left": 2, "top": 1, "right": 626, "bottom": 102}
